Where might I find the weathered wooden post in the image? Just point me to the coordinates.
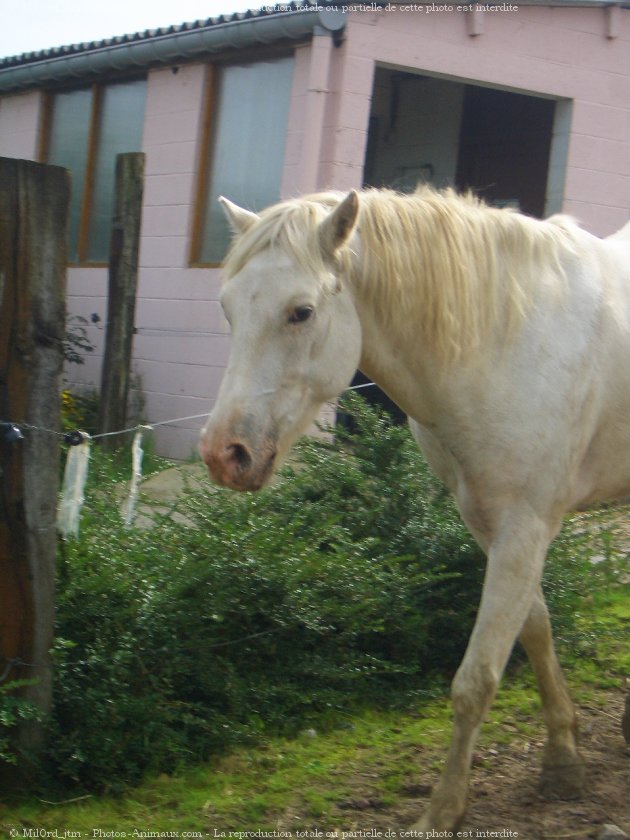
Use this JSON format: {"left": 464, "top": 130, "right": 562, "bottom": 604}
{"left": 97, "top": 152, "right": 145, "bottom": 451}
{"left": 0, "top": 157, "right": 70, "bottom": 767}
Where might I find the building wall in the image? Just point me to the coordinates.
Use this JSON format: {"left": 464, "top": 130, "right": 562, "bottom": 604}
{"left": 1, "top": 5, "right": 629, "bottom": 458}
{"left": 326, "top": 5, "right": 630, "bottom": 235}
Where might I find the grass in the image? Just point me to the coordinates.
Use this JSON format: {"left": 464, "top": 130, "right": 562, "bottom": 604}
{"left": 1, "top": 581, "right": 627, "bottom": 837}
{"left": 0, "top": 708, "right": 451, "bottom": 833}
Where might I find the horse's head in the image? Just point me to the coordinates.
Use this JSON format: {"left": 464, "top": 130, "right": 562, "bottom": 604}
{"left": 199, "top": 191, "right": 362, "bottom": 491}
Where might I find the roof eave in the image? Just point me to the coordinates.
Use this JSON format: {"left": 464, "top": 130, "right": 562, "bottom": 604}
{"left": 0, "top": 7, "right": 346, "bottom": 93}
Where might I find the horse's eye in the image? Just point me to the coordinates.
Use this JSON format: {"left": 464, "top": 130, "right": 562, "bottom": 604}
{"left": 288, "top": 306, "right": 314, "bottom": 325}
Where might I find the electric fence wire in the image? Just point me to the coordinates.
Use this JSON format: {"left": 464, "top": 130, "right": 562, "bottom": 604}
{"left": 5, "top": 380, "right": 377, "bottom": 444}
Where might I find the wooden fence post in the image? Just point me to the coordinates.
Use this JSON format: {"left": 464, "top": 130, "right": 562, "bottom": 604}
{"left": 97, "top": 152, "right": 145, "bottom": 451}
{"left": 0, "top": 157, "right": 70, "bottom": 766}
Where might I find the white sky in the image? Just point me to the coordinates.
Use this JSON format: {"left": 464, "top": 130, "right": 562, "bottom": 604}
{"left": 1, "top": 0, "right": 260, "bottom": 59}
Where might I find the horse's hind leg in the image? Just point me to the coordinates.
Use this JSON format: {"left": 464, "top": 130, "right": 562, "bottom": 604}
{"left": 519, "top": 588, "right": 585, "bottom": 799}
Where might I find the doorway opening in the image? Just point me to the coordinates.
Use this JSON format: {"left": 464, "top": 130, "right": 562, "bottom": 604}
{"left": 363, "top": 67, "right": 557, "bottom": 214}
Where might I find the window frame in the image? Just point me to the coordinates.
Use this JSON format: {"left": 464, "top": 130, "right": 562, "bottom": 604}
{"left": 41, "top": 76, "right": 146, "bottom": 267}
{"left": 190, "top": 64, "right": 217, "bottom": 268}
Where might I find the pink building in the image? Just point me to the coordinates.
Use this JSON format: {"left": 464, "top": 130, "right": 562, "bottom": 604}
{"left": 0, "top": 1, "right": 628, "bottom": 457}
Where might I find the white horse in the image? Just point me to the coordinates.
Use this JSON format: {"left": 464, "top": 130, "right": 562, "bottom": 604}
{"left": 199, "top": 186, "right": 630, "bottom": 832}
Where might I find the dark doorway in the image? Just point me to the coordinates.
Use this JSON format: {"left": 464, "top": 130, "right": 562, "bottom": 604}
{"left": 338, "top": 371, "right": 406, "bottom": 432}
{"left": 363, "top": 67, "right": 556, "bottom": 214}
{"left": 455, "top": 86, "right": 556, "bottom": 217}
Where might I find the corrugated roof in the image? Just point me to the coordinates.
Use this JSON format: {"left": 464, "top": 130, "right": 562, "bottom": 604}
{"left": 0, "top": 2, "right": 313, "bottom": 68}
{"left": 0, "top": 1, "right": 347, "bottom": 93}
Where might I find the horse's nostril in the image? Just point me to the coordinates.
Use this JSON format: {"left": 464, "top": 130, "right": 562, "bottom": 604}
{"left": 227, "top": 442, "right": 252, "bottom": 472}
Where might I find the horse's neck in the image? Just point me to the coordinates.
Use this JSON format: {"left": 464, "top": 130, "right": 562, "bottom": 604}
{"left": 355, "top": 299, "right": 444, "bottom": 424}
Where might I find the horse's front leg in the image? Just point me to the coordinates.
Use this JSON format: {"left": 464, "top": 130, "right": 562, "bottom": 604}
{"left": 410, "top": 507, "right": 554, "bottom": 833}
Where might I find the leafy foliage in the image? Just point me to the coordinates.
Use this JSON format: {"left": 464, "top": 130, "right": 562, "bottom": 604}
{"left": 61, "top": 388, "right": 100, "bottom": 434}
{"left": 33, "top": 395, "right": 598, "bottom": 793}
{"left": 0, "top": 680, "right": 42, "bottom": 766}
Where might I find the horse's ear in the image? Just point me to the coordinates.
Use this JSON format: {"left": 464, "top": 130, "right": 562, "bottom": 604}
{"left": 319, "top": 191, "right": 360, "bottom": 259}
{"left": 218, "top": 196, "right": 260, "bottom": 234}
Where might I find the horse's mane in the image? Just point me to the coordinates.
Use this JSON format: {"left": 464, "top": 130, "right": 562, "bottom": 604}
{"left": 222, "top": 186, "right": 577, "bottom": 364}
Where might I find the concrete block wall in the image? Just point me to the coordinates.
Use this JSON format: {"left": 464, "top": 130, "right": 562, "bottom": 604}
{"left": 280, "top": 43, "right": 312, "bottom": 197}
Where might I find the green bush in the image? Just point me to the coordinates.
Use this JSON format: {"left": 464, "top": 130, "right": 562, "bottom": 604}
{"left": 0, "top": 680, "right": 42, "bottom": 767}
{"left": 39, "top": 395, "right": 594, "bottom": 793}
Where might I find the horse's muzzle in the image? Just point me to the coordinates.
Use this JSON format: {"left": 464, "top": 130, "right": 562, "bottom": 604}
{"left": 199, "top": 431, "right": 277, "bottom": 492}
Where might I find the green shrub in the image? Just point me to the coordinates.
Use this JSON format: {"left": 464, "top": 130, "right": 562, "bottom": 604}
{"left": 39, "top": 395, "right": 598, "bottom": 793}
{"left": 0, "top": 680, "right": 42, "bottom": 767}
{"left": 61, "top": 387, "right": 99, "bottom": 435}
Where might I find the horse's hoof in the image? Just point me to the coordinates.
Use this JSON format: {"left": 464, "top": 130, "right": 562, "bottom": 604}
{"left": 408, "top": 778, "right": 468, "bottom": 834}
{"left": 540, "top": 759, "right": 586, "bottom": 801}
{"left": 408, "top": 807, "right": 464, "bottom": 834}
{"left": 408, "top": 816, "right": 431, "bottom": 833}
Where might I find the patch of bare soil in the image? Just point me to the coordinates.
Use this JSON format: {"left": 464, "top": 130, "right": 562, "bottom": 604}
{"left": 459, "top": 690, "right": 630, "bottom": 840}
{"left": 281, "top": 689, "right": 630, "bottom": 840}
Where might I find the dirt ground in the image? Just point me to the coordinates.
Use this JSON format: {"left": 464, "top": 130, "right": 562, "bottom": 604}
{"left": 300, "top": 688, "right": 630, "bottom": 840}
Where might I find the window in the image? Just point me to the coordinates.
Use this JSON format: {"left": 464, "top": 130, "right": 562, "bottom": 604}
{"left": 196, "top": 56, "right": 294, "bottom": 265}
{"left": 45, "top": 88, "right": 92, "bottom": 260}
{"left": 46, "top": 79, "right": 147, "bottom": 263}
